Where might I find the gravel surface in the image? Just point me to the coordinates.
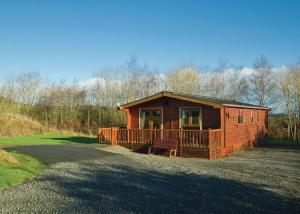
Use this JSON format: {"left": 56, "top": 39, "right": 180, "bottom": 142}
{"left": 1, "top": 145, "right": 299, "bottom": 213}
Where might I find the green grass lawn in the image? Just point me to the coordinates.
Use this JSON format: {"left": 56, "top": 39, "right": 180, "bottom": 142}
{"left": 0, "top": 151, "right": 46, "bottom": 189}
{"left": 0, "top": 134, "right": 97, "bottom": 148}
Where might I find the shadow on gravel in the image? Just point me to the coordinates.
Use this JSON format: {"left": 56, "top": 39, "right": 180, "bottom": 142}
{"left": 41, "top": 162, "right": 300, "bottom": 214}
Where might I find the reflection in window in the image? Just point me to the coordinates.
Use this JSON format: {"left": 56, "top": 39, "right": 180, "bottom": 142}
{"left": 182, "top": 109, "right": 190, "bottom": 125}
{"left": 152, "top": 110, "right": 161, "bottom": 129}
{"left": 191, "top": 110, "right": 200, "bottom": 125}
{"left": 141, "top": 111, "right": 150, "bottom": 128}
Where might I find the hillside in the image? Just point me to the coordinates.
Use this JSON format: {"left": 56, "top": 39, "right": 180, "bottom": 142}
{"left": 0, "top": 113, "right": 45, "bottom": 136}
{"left": 0, "top": 149, "right": 18, "bottom": 164}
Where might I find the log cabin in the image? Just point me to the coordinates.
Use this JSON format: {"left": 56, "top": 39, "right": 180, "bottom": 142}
{"left": 98, "top": 91, "right": 270, "bottom": 159}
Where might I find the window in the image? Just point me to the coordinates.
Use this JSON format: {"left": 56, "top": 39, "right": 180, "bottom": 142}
{"left": 141, "top": 109, "right": 162, "bottom": 129}
{"left": 251, "top": 110, "right": 254, "bottom": 123}
{"left": 181, "top": 108, "right": 201, "bottom": 127}
{"left": 238, "top": 109, "right": 243, "bottom": 124}
{"left": 257, "top": 110, "right": 259, "bottom": 122}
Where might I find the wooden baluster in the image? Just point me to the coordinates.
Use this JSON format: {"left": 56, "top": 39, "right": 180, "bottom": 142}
{"left": 196, "top": 131, "right": 199, "bottom": 147}
{"left": 193, "top": 131, "right": 195, "bottom": 147}
{"left": 200, "top": 130, "right": 202, "bottom": 148}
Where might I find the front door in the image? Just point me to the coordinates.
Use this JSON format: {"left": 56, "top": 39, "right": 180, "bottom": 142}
{"left": 141, "top": 109, "right": 162, "bottom": 129}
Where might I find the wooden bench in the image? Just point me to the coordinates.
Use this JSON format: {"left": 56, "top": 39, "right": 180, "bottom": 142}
{"left": 148, "top": 139, "right": 178, "bottom": 157}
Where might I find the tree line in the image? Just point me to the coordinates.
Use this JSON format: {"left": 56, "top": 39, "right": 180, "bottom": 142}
{"left": 0, "top": 56, "right": 299, "bottom": 141}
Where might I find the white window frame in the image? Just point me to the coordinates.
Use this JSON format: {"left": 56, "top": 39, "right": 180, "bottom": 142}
{"left": 179, "top": 107, "right": 202, "bottom": 130}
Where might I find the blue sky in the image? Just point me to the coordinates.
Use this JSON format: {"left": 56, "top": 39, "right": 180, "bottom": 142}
{"left": 0, "top": 0, "right": 299, "bottom": 81}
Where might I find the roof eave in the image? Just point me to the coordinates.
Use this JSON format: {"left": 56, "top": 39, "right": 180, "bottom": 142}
{"left": 121, "top": 92, "right": 166, "bottom": 109}
{"left": 121, "top": 91, "right": 222, "bottom": 109}
{"left": 222, "top": 104, "right": 270, "bottom": 110}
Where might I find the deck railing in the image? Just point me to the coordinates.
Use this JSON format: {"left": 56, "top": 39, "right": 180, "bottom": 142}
{"left": 98, "top": 128, "right": 222, "bottom": 156}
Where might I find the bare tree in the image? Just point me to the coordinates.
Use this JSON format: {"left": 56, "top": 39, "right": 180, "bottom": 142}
{"left": 91, "top": 72, "right": 104, "bottom": 126}
{"left": 291, "top": 64, "right": 300, "bottom": 141}
{"left": 227, "top": 66, "right": 249, "bottom": 101}
{"left": 280, "top": 68, "right": 293, "bottom": 139}
{"left": 166, "top": 65, "right": 201, "bottom": 94}
{"left": 207, "top": 61, "right": 228, "bottom": 98}
{"left": 16, "top": 72, "right": 42, "bottom": 114}
{"left": 0, "top": 73, "right": 19, "bottom": 113}
{"left": 1, "top": 73, "right": 17, "bottom": 101}
{"left": 250, "top": 56, "right": 275, "bottom": 106}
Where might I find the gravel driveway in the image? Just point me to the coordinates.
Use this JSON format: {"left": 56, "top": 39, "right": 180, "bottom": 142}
{"left": 1, "top": 145, "right": 299, "bottom": 213}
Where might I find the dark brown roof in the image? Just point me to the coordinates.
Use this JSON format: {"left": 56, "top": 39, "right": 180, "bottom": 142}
{"left": 121, "top": 91, "right": 269, "bottom": 110}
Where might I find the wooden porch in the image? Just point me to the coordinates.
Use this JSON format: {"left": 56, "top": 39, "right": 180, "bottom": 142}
{"left": 98, "top": 128, "right": 222, "bottom": 159}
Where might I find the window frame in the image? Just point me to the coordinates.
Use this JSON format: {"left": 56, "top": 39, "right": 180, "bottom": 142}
{"left": 139, "top": 108, "right": 163, "bottom": 129}
{"left": 179, "top": 107, "right": 202, "bottom": 129}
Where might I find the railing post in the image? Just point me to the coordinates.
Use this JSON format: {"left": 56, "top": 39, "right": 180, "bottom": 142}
{"left": 127, "top": 129, "right": 130, "bottom": 143}
{"left": 110, "top": 127, "right": 113, "bottom": 145}
{"left": 180, "top": 128, "right": 183, "bottom": 157}
{"left": 98, "top": 128, "right": 100, "bottom": 144}
{"left": 111, "top": 127, "right": 116, "bottom": 145}
{"left": 208, "top": 128, "right": 212, "bottom": 159}
{"left": 131, "top": 129, "right": 133, "bottom": 151}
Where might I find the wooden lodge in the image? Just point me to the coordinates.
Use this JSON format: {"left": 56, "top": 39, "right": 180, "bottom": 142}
{"left": 98, "top": 91, "right": 269, "bottom": 159}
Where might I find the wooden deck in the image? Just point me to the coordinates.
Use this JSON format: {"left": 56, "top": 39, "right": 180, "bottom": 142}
{"left": 98, "top": 128, "right": 222, "bottom": 159}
